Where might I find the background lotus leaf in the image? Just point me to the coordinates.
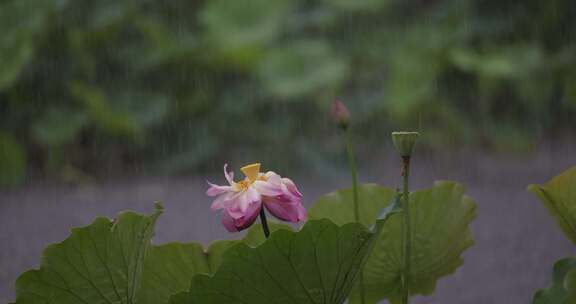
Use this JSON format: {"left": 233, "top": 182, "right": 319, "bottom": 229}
{"left": 309, "top": 181, "right": 477, "bottom": 303}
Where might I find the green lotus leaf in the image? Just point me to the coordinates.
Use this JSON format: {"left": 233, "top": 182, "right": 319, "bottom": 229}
{"left": 137, "top": 240, "right": 236, "bottom": 304}
{"left": 14, "top": 205, "right": 295, "bottom": 304}
{"left": 321, "top": 0, "right": 388, "bottom": 12}
{"left": 242, "top": 222, "right": 294, "bottom": 247}
{"left": 31, "top": 108, "right": 89, "bottom": 146}
{"left": 138, "top": 221, "right": 292, "bottom": 304}
{"left": 69, "top": 82, "right": 137, "bottom": 136}
{"left": 15, "top": 204, "right": 164, "bottom": 303}
{"left": 534, "top": 258, "right": 576, "bottom": 304}
{"left": 529, "top": 166, "right": 576, "bottom": 244}
{"left": 0, "top": 0, "right": 54, "bottom": 90}
{"left": 69, "top": 82, "right": 172, "bottom": 137}
{"left": 309, "top": 181, "right": 477, "bottom": 303}
{"left": 450, "top": 45, "right": 543, "bottom": 79}
{"left": 199, "top": 0, "right": 292, "bottom": 49}
{"left": 257, "top": 40, "right": 348, "bottom": 99}
{"left": 0, "top": 132, "right": 26, "bottom": 186}
{"left": 170, "top": 215, "right": 398, "bottom": 304}
{"left": 309, "top": 183, "right": 397, "bottom": 227}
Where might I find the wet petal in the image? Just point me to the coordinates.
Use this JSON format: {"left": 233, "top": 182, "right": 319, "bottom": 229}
{"left": 226, "top": 193, "right": 247, "bottom": 218}
{"left": 246, "top": 186, "right": 261, "bottom": 203}
{"left": 221, "top": 209, "right": 239, "bottom": 232}
{"left": 263, "top": 195, "right": 306, "bottom": 223}
{"left": 210, "top": 192, "right": 235, "bottom": 210}
{"left": 206, "top": 181, "right": 233, "bottom": 196}
{"left": 281, "top": 177, "right": 303, "bottom": 198}
{"left": 253, "top": 180, "right": 283, "bottom": 196}
{"left": 264, "top": 171, "right": 282, "bottom": 184}
{"left": 228, "top": 188, "right": 261, "bottom": 216}
{"left": 223, "top": 163, "right": 235, "bottom": 186}
{"left": 234, "top": 200, "right": 262, "bottom": 231}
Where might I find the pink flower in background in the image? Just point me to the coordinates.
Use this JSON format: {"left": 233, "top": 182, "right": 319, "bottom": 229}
{"left": 207, "top": 163, "right": 306, "bottom": 232}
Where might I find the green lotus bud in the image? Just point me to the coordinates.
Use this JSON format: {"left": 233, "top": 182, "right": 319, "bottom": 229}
{"left": 391, "top": 131, "right": 419, "bottom": 157}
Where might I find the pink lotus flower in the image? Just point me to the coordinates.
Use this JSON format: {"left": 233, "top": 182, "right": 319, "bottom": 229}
{"left": 207, "top": 163, "right": 306, "bottom": 232}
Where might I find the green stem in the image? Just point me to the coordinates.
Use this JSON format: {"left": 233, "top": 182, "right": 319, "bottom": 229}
{"left": 259, "top": 208, "right": 270, "bottom": 239}
{"left": 401, "top": 156, "right": 412, "bottom": 304}
{"left": 346, "top": 128, "right": 361, "bottom": 223}
{"left": 345, "top": 127, "right": 365, "bottom": 304}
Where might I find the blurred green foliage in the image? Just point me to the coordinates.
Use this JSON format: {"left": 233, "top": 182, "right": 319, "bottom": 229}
{"left": 1, "top": 0, "right": 575, "bottom": 185}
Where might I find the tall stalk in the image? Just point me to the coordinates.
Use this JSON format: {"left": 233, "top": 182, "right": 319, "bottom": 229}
{"left": 346, "top": 128, "right": 361, "bottom": 224}
{"left": 345, "top": 127, "right": 365, "bottom": 304}
{"left": 391, "top": 131, "right": 419, "bottom": 304}
{"left": 401, "top": 156, "right": 412, "bottom": 304}
{"left": 331, "top": 100, "right": 367, "bottom": 303}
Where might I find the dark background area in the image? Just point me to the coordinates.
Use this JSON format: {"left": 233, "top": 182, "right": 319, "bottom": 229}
{"left": 1, "top": 0, "right": 576, "bottom": 303}
{"left": 1, "top": 0, "right": 576, "bottom": 185}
